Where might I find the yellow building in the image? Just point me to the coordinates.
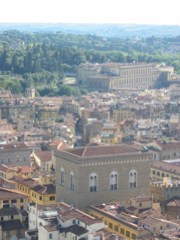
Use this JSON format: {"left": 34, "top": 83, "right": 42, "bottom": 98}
{"left": 0, "top": 164, "right": 17, "bottom": 180}
{"left": 0, "top": 187, "right": 29, "bottom": 210}
{"left": 88, "top": 202, "right": 150, "bottom": 240}
{"left": 14, "top": 177, "right": 56, "bottom": 205}
{"left": 150, "top": 161, "right": 180, "bottom": 181}
{"left": 112, "top": 108, "right": 135, "bottom": 123}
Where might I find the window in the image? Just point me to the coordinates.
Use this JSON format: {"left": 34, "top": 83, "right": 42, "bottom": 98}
{"left": 152, "top": 170, "right": 155, "bottom": 175}
{"left": 114, "top": 225, "right": 118, "bottom": 232}
{"left": 132, "top": 233, "right": 137, "bottom": 239}
{"left": 126, "top": 231, "right": 130, "bottom": 237}
{"left": 11, "top": 216, "right": 14, "bottom": 220}
{"left": 162, "top": 173, "right": 165, "bottom": 177}
{"left": 108, "top": 222, "right": 113, "bottom": 229}
{"left": 89, "top": 173, "right": 98, "bottom": 192}
{"left": 50, "top": 196, "right": 55, "bottom": 201}
{"left": 129, "top": 170, "right": 137, "bottom": 188}
{"left": 20, "top": 199, "right": 24, "bottom": 203}
{"left": 49, "top": 233, "right": 53, "bottom": 239}
{"left": 11, "top": 199, "right": 17, "bottom": 204}
{"left": 120, "top": 228, "right": 124, "bottom": 235}
{"left": 60, "top": 168, "right": 65, "bottom": 186}
{"left": 70, "top": 172, "right": 75, "bottom": 190}
{"left": 39, "top": 196, "right": 42, "bottom": 201}
{"left": 139, "top": 203, "right": 142, "bottom": 207}
{"left": 110, "top": 171, "right": 118, "bottom": 190}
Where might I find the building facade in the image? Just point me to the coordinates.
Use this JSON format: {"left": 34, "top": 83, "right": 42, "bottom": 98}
{"left": 0, "top": 143, "right": 32, "bottom": 166}
{"left": 55, "top": 144, "right": 154, "bottom": 210}
{"left": 77, "top": 63, "right": 174, "bottom": 91}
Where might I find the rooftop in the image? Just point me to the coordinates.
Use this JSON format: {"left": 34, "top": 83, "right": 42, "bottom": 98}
{"left": 60, "top": 143, "right": 144, "bottom": 158}
{"left": 0, "top": 187, "right": 28, "bottom": 200}
{"left": 151, "top": 161, "right": 180, "bottom": 175}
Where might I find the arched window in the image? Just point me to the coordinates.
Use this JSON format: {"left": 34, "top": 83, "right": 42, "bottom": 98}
{"left": 129, "top": 170, "right": 137, "bottom": 188}
{"left": 110, "top": 171, "right": 118, "bottom": 190}
{"left": 70, "top": 172, "right": 75, "bottom": 191}
{"left": 60, "top": 168, "right": 65, "bottom": 186}
{"left": 89, "top": 173, "right": 98, "bottom": 192}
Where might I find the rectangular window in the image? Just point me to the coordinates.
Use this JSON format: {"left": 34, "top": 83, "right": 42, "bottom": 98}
{"left": 120, "top": 228, "right": 124, "bottom": 235}
{"left": 20, "top": 199, "right": 24, "bottom": 203}
{"left": 49, "top": 233, "right": 53, "bottom": 239}
{"left": 132, "top": 233, "right": 137, "bottom": 239}
{"left": 11, "top": 199, "right": 17, "bottom": 204}
{"left": 114, "top": 225, "right": 118, "bottom": 232}
{"left": 108, "top": 222, "right": 113, "bottom": 229}
{"left": 126, "top": 231, "right": 130, "bottom": 237}
{"left": 50, "top": 196, "right": 55, "bottom": 201}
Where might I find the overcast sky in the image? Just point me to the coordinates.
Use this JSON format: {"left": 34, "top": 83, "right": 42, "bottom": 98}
{"left": 1, "top": 0, "right": 180, "bottom": 25}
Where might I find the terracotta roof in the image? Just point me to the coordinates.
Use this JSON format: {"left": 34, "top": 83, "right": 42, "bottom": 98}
{"left": 0, "top": 164, "right": 17, "bottom": 173}
{"left": 64, "top": 225, "right": 88, "bottom": 236}
{"left": 156, "top": 141, "right": 180, "bottom": 150}
{"left": 14, "top": 177, "right": 36, "bottom": 187}
{"left": 152, "top": 161, "right": 180, "bottom": 175}
{"left": 0, "top": 187, "right": 27, "bottom": 200}
{"left": 0, "top": 143, "right": 30, "bottom": 151}
{"left": 34, "top": 150, "right": 52, "bottom": 162}
{"left": 64, "top": 144, "right": 142, "bottom": 158}
{"left": 32, "top": 184, "right": 55, "bottom": 195}
{"left": 18, "top": 166, "right": 34, "bottom": 174}
{"left": 36, "top": 202, "right": 101, "bottom": 225}
{"left": 166, "top": 197, "right": 180, "bottom": 207}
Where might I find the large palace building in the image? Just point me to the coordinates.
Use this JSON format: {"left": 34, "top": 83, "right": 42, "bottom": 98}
{"left": 55, "top": 144, "right": 154, "bottom": 210}
{"left": 76, "top": 62, "right": 174, "bottom": 90}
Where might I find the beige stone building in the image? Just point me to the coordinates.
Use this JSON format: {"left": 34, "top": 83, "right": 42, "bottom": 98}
{"left": 55, "top": 144, "right": 154, "bottom": 210}
{"left": 77, "top": 62, "right": 174, "bottom": 91}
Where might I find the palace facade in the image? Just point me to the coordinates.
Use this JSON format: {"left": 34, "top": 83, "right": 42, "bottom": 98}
{"left": 55, "top": 144, "right": 154, "bottom": 210}
{"left": 77, "top": 63, "right": 174, "bottom": 90}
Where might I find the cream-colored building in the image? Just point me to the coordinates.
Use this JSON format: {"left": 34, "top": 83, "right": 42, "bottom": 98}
{"left": 55, "top": 144, "right": 154, "bottom": 210}
{"left": 77, "top": 62, "right": 174, "bottom": 90}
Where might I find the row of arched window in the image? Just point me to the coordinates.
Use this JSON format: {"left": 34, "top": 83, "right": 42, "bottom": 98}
{"left": 60, "top": 169, "right": 137, "bottom": 192}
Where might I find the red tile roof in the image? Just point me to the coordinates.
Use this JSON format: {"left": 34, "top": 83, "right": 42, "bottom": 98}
{"left": 0, "top": 187, "right": 28, "bottom": 200}
{"left": 64, "top": 144, "right": 142, "bottom": 158}
{"left": 0, "top": 143, "right": 29, "bottom": 151}
{"left": 18, "top": 166, "right": 34, "bottom": 174}
{"left": 34, "top": 150, "right": 52, "bottom": 162}
{"left": 32, "top": 184, "right": 55, "bottom": 195}
{"left": 152, "top": 161, "right": 180, "bottom": 175}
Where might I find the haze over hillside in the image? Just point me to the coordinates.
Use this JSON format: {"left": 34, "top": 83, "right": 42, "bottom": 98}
{"left": 0, "top": 23, "right": 180, "bottom": 38}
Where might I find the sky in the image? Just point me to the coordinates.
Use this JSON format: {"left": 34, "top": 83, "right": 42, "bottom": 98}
{"left": 1, "top": 0, "right": 180, "bottom": 25}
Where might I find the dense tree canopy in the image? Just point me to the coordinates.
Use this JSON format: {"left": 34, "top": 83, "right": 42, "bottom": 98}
{"left": 0, "top": 31, "right": 179, "bottom": 95}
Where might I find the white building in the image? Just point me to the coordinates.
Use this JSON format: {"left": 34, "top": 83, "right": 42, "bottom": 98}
{"left": 27, "top": 202, "right": 106, "bottom": 240}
